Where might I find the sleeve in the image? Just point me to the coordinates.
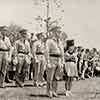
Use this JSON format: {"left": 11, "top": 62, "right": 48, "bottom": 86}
{"left": 32, "top": 41, "right": 38, "bottom": 60}
{"left": 6, "top": 37, "right": 13, "bottom": 58}
{"left": 13, "top": 41, "right": 18, "bottom": 57}
{"left": 26, "top": 41, "right": 33, "bottom": 58}
{"left": 60, "top": 42, "right": 64, "bottom": 64}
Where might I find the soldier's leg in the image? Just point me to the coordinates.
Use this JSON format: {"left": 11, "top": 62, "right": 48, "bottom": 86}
{"left": 77, "top": 60, "right": 80, "bottom": 77}
{"left": 29, "top": 62, "right": 33, "bottom": 80}
{"left": 24, "top": 62, "right": 30, "bottom": 81}
{"left": 79, "top": 61, "right": 82, "bottom": 76}
{"left": 21, "top": 59, "right": 30, "bottom": 82}
{"left": 81, "top": 63, "right": 88, "bottom": 79}
{"left": 15, "top": 56, "right": 24, "bottom": 87}
{"left": 52, "top": 66, "right": 58, "bottom": 94}
{"left": 0, "top": 53, "right": 3, "bottom": 86}
{"left": 0, "top": 53, "right": 6, "bottom": 87}
{"left": 5, "top": 63, "right": 13, "bottom": 83}
{"left": 38, "top": 58, "right": 45, "bottom": 85}
{"left": 34, "top": 62, "right": 40, "bottom": 86}
{"left": 46, "top": 66, "right": 56, "bottom": 97}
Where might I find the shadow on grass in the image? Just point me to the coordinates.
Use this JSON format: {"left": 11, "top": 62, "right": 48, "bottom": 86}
{"left": 29, "top": 94, "right": 48, "bottom": 98}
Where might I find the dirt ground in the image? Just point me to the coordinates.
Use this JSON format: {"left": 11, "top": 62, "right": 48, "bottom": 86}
{"left": 0, "top": 78, "right": 100, "bottom": 100}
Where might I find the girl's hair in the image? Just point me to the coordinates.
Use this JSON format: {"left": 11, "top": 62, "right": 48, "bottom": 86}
{"left": 64, "top": 39, "right": 75, "bottom": 52}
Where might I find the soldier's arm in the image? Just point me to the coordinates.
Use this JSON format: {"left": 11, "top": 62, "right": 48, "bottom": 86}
{"left": 61, "top": 44, "right": 65, "bottom": 65}
{"left": 13, "top": 41, "right": 18, "bottom": 57}
{"left": 26, "top": 40, "right": 33, "bottom": 58}
{"left": 33, "top": 41, "right": 38, "bottom": 61}
{"left": 6, "top": 37, "right": 13, "bottom": 59}
{"left": 45, "top": 40, "right": 50, "bottom": 64}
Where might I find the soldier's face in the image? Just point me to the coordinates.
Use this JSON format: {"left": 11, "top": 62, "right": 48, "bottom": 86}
{"left": 1, "top": 31, "right": 6, "bottom": 36}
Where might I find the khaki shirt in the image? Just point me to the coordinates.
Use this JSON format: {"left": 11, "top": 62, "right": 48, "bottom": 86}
{"left": 46, "top": 39, "right": 64, "bottom": 64}
{"left": 14, "top": 39, "right": 32, "bottom": 64}
{"left": 0, "top": 36, "right": 12, "bottom": 59}
{"left": 14, "top": 39, "right": 30, "bottom": 54}
{"left": 33, "top": 40, "right": 45, "bottom": 61}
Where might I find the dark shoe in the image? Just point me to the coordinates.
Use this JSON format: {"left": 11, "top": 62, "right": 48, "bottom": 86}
{"left": 81, "top": 77, "right": 85, "bottom": 80}
{"left": 5, "top": 79, "right": 13, "bottom": 83}
{"left": 47, "top": 91, "right": 53, "bottom": 98}
{"left": 53, "top": 92, "right": 58, "bottom": 97}
{"left": 15, "top": 81, "right": 24, "bottom": 88}
{"left": 33, "top": 81, "right": 39, "bottom": 87}
{"left": 0, "top": 83, "right": 5, "bottom": 88}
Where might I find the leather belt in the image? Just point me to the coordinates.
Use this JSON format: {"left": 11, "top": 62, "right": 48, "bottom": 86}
{"left": 36, "top": 52, "right": 44, "bottom": 55}
{"left": 49, "top": 54, "right": 61, "bottom": 57}
{"left": 18, "top": 51, "right": 28, "bottom": 55}
{"left": 65, "top": 60, "right": 75, "bottom": 62}
{"left": 0, "top": 48, "right": 9, "bottom": 52}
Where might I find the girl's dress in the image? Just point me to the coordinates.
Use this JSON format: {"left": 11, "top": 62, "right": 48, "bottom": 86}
{"left": 64, "top": 52, "right": 78, "bottom": 77}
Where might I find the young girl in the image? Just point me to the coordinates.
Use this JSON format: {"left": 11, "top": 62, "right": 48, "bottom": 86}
{"left": 64, "top": 40, "right": 78, "bottom": 96}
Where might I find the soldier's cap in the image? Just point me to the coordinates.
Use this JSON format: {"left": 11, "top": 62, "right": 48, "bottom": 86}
{"left": 0, "top": 26, "right": 8, "bottom": 32}
{"left": 31, "top": 33, "right": 34, "bottom": 36}
{"left": 36, "top": 32, "right": 44, "bottom": 37}
{"left": 19, "top": 29, "right": 27, "bottom": 34}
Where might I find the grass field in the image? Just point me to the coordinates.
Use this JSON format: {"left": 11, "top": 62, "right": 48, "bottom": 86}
{"left": 0, "top": 78, "right": 99, "bottom": 100}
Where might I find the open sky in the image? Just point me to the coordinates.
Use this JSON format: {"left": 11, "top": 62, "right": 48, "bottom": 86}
{"left": 0, "top": 0, "right": 100, "bottom": 49}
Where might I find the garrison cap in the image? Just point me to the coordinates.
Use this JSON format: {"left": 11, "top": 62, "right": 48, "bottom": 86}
{"left": 0, "top": 26, "right": 8, "bottom": 32}
{"left": 36, "top": 32, "right": 44, "bottom": 37}
{"left": 19, "top": 29, "right": 27, "bottom": 34}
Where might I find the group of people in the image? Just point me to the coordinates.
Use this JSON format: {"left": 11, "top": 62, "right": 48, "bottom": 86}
{"left": 0, "top": 26, "right": 100, "bottom": 98}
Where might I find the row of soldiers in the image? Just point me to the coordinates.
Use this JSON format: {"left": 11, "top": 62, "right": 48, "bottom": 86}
{"left": 0, "top": 26, "right": 100, "bottom": 98}
{"left": 0, "top": 26, "right": 65, "bottom": 98}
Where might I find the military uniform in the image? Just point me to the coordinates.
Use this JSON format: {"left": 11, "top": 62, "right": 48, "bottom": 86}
{"left": 0, "top": 34, "right": 12, "bottom": 87}
{"left": 46, "top": 38, "right": 64, "bottom": 97}
{"left": 29, "top": 33, "right": 37, "bottom": 80}
{"left": 14, "top": 31, "right": 31, "bottom": 87}
{"left": 81, "top": 50, "right": 89, "bottom": 79}
{"left": 33, "top": 38, "right": 46, "bottom": 86}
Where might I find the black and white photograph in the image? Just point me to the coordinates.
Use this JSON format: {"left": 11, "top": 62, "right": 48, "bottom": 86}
{"left": 0, "top": 0, "right": 100, "bottom": 100}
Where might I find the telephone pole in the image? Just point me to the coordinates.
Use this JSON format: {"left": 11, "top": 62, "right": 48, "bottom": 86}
{"left": 46, "top": 0, "right": 50, "bottom": 35}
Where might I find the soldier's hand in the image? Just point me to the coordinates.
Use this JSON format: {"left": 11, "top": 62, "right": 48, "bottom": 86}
{"left": 60, "top": 65, "right": 64, "bottom": 72}
{"left": 47, "top": 63, "right": 51, "bottom": 68}
{"left": 35, "top": 59, "right": 39, "bottom": 63}
{"left": 7, "top": 57, "right": 11, "bottom": 63}
{"left": 13, "top": 58, "right": 18, "bottom": 65}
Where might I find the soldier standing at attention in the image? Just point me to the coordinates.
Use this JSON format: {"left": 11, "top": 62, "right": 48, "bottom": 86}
{"left": 0, "top": 26, "right": 12, "bottom": 88}
{"left": 33, "top": 32, "right": 46, "bottom": 87}
{"left": 14, "top": 29, "right": 31, "bottom": 87}
{"left": 45, "top": 28, "right": 64, "bottom": 98}
{"left": 29, "top": 33, "right": 37, "bottom": 80}
{"left": 81, "top": 49, "right": 89, "bottom": 80}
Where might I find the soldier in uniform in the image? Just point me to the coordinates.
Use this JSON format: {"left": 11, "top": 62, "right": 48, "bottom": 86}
{"left": 77, "top": 47, "right": 84, "bottom": 79}
{"left": 45, "top": 29, "right": 64, "bottom": 98}
{"left": 81, "top": 49, "right": 90, "bottom": 79}
{"left": 33, "top": 32, "right": 46, "bottom": 87}
{"left": 29, "top": 33, "right": 37, "bottom": 80}
{"left": 0, "top": 26, "right": 12, "bottom": 87}
{"left": 14, "top": 29, "right": 31, "bottom": 87}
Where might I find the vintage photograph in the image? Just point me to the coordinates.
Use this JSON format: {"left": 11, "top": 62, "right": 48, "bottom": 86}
{"left": 0, "top": 0, "right": 99, "bottom": 100}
